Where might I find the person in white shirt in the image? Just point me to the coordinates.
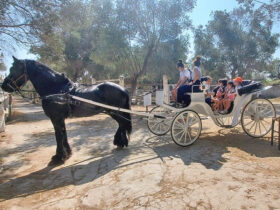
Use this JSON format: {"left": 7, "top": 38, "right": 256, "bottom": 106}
{"left": 177, "top": 56, "right": 202, "bottom": 107}
{"left": 171, "top": 60, "right": 191, "bottom": 101}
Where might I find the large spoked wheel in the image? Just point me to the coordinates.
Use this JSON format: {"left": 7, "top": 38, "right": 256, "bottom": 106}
{"left": 147, "top": 106, "right": 174, "bottom": 136}
{"left": 241, "top": 98, "right": 276, "bottom": 138}
{"left": 171, "top": 110, "right": 202, "bottom": 147}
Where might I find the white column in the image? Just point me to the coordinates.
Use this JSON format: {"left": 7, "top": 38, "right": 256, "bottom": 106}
{"left": 163, "top": 75, "right": 169, "bottom": 104}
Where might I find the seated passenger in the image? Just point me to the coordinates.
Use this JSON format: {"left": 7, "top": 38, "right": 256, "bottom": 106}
{"left": 221, "top": 81, "right": 236, "bottom": 114}
{"left": 212, "top": 79, "right": 227, "bottom": 114}
{"left": 171, "top": 60, "right": 191, "bottom": 102}
{"left": 233, "top": 77, "right": 243, "bottom": 89}
{"left": 204, "top": 76, "right": 214, "bottom": 106}
{"left": 177, "top": 56, "right": 202, "bottom": 107}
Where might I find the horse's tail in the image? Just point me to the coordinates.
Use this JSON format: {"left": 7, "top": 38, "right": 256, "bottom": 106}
{"left": 124, "top": 91, "right": 132, "bottom": 137}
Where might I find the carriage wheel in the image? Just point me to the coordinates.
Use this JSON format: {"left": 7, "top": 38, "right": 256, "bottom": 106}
{"left": 147, "top": 106, "right": 174, "bottom": 136}
{"left": 241, "top": 98, "right": 276, "bottom": 138}
{"left": 171, "top": 110, "right": 202, "bottom": 147}
{"left": 216, "top": 115, "right": 239, "bottom": 128}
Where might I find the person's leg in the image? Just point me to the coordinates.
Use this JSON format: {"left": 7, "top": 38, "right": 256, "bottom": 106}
{"left": 171, "top": 89, "right": 177, "bottom": 101}
{"left": 225, "top": 99, "right": 232, "bottom": 110}
{"left": 219, "top": 100, "right": 224, "bottom": 111}
{"left": 177, "top": 85, "right": 190, "bottom": 103}
{"left": 193, "top": 80, "right": 202, "bottom": 93}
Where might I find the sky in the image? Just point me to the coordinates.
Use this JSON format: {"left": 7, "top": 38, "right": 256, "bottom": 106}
{"left": 1, "top": 0, "right": 279, "bottom": 74}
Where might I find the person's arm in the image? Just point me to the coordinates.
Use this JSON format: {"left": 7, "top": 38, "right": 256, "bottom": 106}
{"left": 174, "top": 72, "right": 188, "bottom": 89}
{"left": 173, "top": 79, "right": 181, "bottom": 90}
{"left": 178, "top": 76, "right": 188, "bottom": 87}
{"left": 189, "top": 67, "right": 199, "bottom": 85}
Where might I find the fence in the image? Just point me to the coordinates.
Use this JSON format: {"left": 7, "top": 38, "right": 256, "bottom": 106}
{"left": 25, "top": 74, "right": 173, "bottom": 106}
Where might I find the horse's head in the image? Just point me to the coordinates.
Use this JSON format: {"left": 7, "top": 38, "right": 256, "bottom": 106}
{"left": 1, "top": 56, "right": 29, "bottom": 93}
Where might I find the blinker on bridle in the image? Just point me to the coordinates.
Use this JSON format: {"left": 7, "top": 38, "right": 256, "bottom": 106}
{"left": 7, "top": 60, "right": 29, "bottom": 97}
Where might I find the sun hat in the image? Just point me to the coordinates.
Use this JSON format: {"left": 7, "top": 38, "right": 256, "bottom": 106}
{"left": 234, "top": 77, "right": 243, "bottom": 83}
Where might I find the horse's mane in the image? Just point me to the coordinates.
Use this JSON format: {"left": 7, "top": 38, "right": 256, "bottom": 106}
{"left": 27, "top": 59, "right": 73, "bottom": 86}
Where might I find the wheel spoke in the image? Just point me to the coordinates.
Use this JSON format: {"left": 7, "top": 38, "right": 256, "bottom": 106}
{"left": 187, "top": 130, "right": 192, "bottom": 141}
{"left": 248, "top": 121, "right": 256, "bottom": 131}
{"left": 258, "top": 121, "right": 262, "bottom": 135}
{"left": 178, "top": 130, "right": 185, "bottom": 142}
{"left": 260, "top": 120, "right": 268, "bottom": 133}
{"left": 254, "top": 122, "right": 258, "bottom": 135}
{"left": 244, "top": 120, "right": 254, "bottom": 127}
{"left": 174, "top": 129, "right": 184, "bottom": 137}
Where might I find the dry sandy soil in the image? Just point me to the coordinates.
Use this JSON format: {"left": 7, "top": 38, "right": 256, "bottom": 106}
{"left": 0, "top": 99, "right": 280, "bottom": 210}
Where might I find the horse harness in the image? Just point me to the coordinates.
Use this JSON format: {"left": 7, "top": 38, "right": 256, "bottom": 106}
{"left": 7, "top": 60, "right": 29, "bottom": 98}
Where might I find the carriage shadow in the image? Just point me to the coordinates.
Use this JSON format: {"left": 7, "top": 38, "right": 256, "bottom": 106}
{"left": 148, "top": 128, "right": 280, "bottom": 171}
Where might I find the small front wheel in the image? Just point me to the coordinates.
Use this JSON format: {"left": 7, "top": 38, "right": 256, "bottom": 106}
{"left": 241, "top": 98, "right": 276, "bottom": 138}
{"left": 147, "top": 106, "right": 174, "bottom": 136}
{"left": 171, "top": 110, "right": 202, "bottom": 147}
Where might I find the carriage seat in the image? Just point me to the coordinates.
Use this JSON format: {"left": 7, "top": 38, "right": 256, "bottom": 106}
{"left": 241, "top": 80, "right": 253, "bottom": 86}
{"left": 238, "top": 81, "right": 262, "bottom": 96}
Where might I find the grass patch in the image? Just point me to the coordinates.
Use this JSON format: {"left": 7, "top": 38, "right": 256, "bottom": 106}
{"left": 264, "top": 79, "right": 280, "bottom": 86}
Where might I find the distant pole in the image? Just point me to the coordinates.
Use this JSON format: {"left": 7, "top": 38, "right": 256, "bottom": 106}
{"left": 91, "top": 78, "right": 96, "bottom": 85}
{"left": 119, "top": 75, "right": 125, "bottom": 87}
{"left": 163, "top": 75, "right": 169, "bottom": 104}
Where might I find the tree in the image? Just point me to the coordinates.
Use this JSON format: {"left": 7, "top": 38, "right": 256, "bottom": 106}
{"left": 0, "top": 0, "right": 65, "bottom": 51}
{"left": 237, "top": 0, "right": 280, "bottom": 22}
{"left": 31, "top": 0, "right": 194, "bottom": 93}
{"left": 267, "top": 59, "right": 280, "bottom": 79}
{"left": 31, "top": 0, "right": 115, "bottom": 82}
{"left": 113, "top": 0, "right": 194, "bottom": 96}
{"left": 194, "top": 9, "right": 279, "bottom": 80}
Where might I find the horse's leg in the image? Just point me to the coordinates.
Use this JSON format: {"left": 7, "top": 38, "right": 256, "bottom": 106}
{"left": 49, "top": 117, "right": 71, "bottom": 165}
{"left": 110, "top": 113, "right": 130, "bottom": 148}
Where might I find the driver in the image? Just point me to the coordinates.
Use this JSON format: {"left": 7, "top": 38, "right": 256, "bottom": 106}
{"left": 177, "top": 56, "right": 202, "bottom": 107}
{"left": 171, "top": 60, "right": 191, "bottom": 101}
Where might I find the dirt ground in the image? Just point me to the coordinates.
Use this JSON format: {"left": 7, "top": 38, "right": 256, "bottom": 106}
{"left": 0, "top": 98, "right": 280, "bottom": 210}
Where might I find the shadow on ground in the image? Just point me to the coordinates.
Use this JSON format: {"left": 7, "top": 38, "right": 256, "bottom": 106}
{"left": 1, "top": 122, "right": 280, "bottom": 201}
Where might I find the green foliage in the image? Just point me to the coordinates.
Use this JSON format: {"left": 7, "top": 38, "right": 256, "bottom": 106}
{"left": 0, "top": 0, "right": 64, "bottom": 50}
{"left": 30, "top": 0, "right": 194, "bottom": 93}
{"left": 194, "top": 8, "right": 279, "bottom": 81}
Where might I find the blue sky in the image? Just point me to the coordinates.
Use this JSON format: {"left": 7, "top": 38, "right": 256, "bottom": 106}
{"left": 1, "top": 0, "right": 279, "bottom": 73}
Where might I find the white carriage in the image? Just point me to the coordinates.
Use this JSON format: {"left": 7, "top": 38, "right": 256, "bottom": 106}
{"left": 147, "top": 83, "right": 276, "bottom": 147}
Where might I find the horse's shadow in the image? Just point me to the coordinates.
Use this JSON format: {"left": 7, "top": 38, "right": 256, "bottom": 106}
{"left": 0, "top": 148, "right": 131, "bottom": 201}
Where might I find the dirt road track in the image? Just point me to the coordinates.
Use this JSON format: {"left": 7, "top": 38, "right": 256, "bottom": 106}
{"left": 0, "top": 99, "right": 280, "bottom": 209}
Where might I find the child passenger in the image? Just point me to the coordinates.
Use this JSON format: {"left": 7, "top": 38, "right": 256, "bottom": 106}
{"left": 212, "top": 79, "right": 226, "bottom": 114}
{"left": 221, "top": 81, "right": 236, "bottom": 114}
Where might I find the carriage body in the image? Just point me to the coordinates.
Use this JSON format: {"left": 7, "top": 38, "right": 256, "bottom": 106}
{"left": 148, "top": 84, "right": 276, "bottom": 147}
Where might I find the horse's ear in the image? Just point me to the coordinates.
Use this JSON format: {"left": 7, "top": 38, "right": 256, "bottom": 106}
{"left": 12, "top": 56, "right": 18, "bottom": 63}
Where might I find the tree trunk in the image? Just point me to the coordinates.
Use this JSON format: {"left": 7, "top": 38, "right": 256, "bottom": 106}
{"left": 129, "top": 44, "right": 154, "bottom": 102}
{"left": 130, "top": 78, "right": 138, "bottom": 103}
{"left": 231, "top": 70, "right": 236, "bottom": 79}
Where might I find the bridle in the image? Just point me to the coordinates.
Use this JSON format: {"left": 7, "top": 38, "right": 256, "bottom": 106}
{"left": 7, "top": 60, "right": 29, "bottom": 97}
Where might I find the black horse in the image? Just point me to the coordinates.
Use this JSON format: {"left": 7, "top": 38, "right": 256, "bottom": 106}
{"left": 1, "top": 57, "right": 132, "bottom": 165}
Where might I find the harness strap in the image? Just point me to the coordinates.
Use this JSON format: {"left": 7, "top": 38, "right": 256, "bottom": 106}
{"left": 7, "top": 60, "right": 29, "bottom": 97}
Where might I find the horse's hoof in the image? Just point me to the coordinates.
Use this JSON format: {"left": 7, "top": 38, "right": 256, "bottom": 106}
{"left": 116, "top": 145, "right": 125, "bottom": 150}
{"left": 47, "top": 159, "right": 64, "bottom": 166}
{"left": 48, "top": 155, "right": 65, "bottom": 166}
